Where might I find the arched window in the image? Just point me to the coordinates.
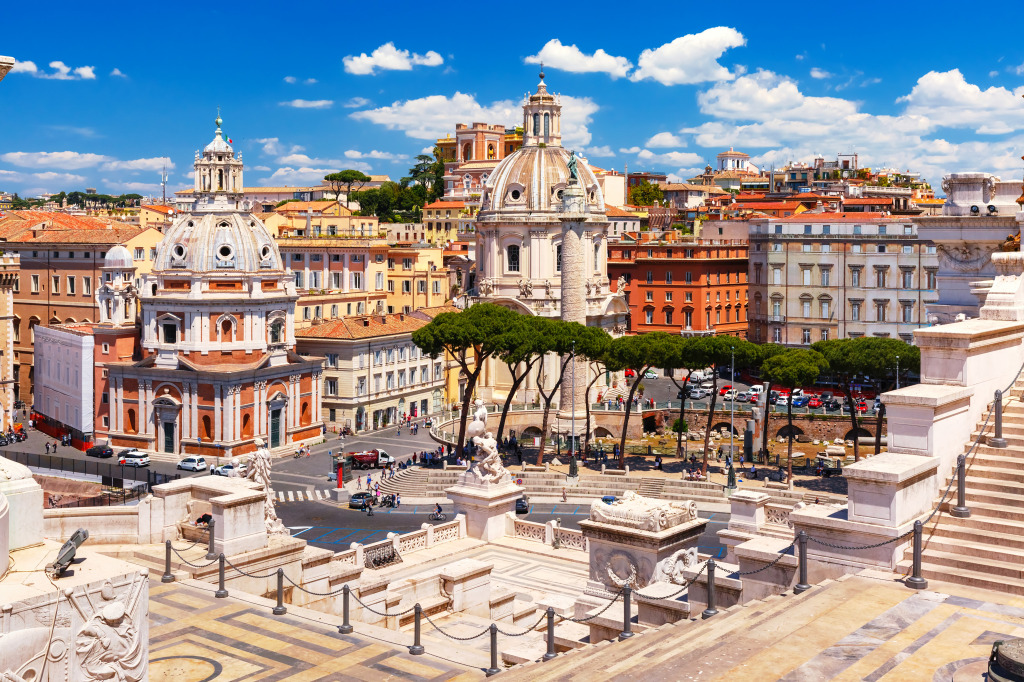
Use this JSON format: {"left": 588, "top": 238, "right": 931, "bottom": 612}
{"left": 487, "top": 143, "right": 495, "bottom": 159}
{"left": 269, "top": 321, "right": 283, "bottom": 344}
{"left": 301, "top": 401, "right": 310, "bottom": 426}
{"left": 533, "top": 113, "right": 540, "bottom": 136}
{"left": 127, "top": 409, "right": 137, "bottom": 434}
{"left": 241, "top": 413, "right": 252, "bottom": 438}
{"left": 507, "top": 245, "right": 520, "bottom": 272}
{"left": 544, "top": 113, "right": 550, "bottom": 138}
{"left": 462, "top": 143, "right": 472, "bottom": 161}
{"left": 556, "top": 245, "right": 562, "bottom": 272}
{"left": 202, "top": 415, "right": 212, "bottom": 440}
{"left": 221, "top": 319, "right": 233, "bottom": 341}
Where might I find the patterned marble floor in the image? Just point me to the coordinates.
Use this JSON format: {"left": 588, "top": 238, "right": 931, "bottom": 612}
{"left": 148, "top": 579, "right": 483, "bottom": 681}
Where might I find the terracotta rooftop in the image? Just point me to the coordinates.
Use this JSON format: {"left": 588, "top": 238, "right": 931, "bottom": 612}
{"left": 605, "top": 206, "right": 640, "bottom": 218}
{"left": 294, "top": 313, "right": 430, "bottom": 340}
{"left": 410, "top": 305, "right": 459, "bottom": 320}
{"left": 275, "top": 201, "right": 348, "bottom": 214}
{"left": 764, "top": 212, "right": 908, "bottom": 223}
{"left": 732, "top": 201, "right": 803, "bottom": 211}
{"left": 659, "top": 183, "right": 714, "bottom": 192}
{"left": 0, "top": 211, "right": 141, "bottom": 243}
{"left": 424, "top": 201, "right": 467, "bottom": 209}
{"left": 141, "top": 204, "right": 175, "bottom": 215}
{"left": 842, "top": 197, "right": 894, "bottom": 205}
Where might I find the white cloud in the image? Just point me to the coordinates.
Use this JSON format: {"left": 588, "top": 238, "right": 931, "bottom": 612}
{"left": 11, "top": 60, "right": 97, "bottom": 80}
{"left": 344, "top": 149, "right": 407, "bottom": 161}
{"left": 110, "top": 68, "right": 126, "bottom": 78}
{"left": 103, "top": 181, "right": 163, "bottom": 193}
{"left": 343, "top": 97, "right": 372, "bottom": 108}
{"left": 343, "top": 42, "right": 443, "bottom": 75}
{"left": 101, "top": 157, "right": 175, "bottom": 172}
{"left": 269, "top": 164, "right": 370, "bottom": 185}
{"left": 795, "top": 54, "right": 805, "bottom": 61}
{"left": 28, "top": 171, "right": 88, "bottom": 184}
{"left": 897, "top": 69, "right": 1024, "bottom": 134}
{"left": 277, "top": 153, "right": 343, "bottom": 166}
{"left": 810, "top": 67, "right": 831, "bottom": 79}
{"left": 637, "top": 149, "right": 703, "bottom": 166}
{"left": 619, "top": 146, "right": 641, "bottom": 154}
{"left": 582, "top": 145, "right": 614, "bottom": 157}
{"left": 0, "top": 151, "right": 111, "bottom": 169}
{"left": 284, "top": 76, "right": 297, "bottom": 84}
{"left": 990, "top": 70, "right": 1000, "bottom": 78}
{"left": 646, "top": 132, "right": 685, "bottom": 148}
{"left": 524, "top": 39, "right": 632, "bottom": 79}
{"left": 1014, "top": 63, "right": 1024, "bottom": 75}
{"left": 631, "top": 27, "right": 746, "bottom": 85}
{"left": 696, "top": 69, "right": 858, "bottom": 122}
{"left": 305, "top": 78, "right": 317, "bottom": 84}
{"left": 279, "top": 99, "right": 333, "bottom": 109}
{"left": 862, "top": 77, "right": 882, "bottom": 86}
{"left": 420, "top": 146, "right": 435, "bottom": 154}
{"left": 251, "top": 165, "right": 271, "bottom": 171}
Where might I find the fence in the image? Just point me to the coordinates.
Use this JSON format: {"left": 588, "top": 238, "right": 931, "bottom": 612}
{"left": 48, "top": 485, "right": 148, "bottom": 509}
{"left": 3, "top": 449, "right": 180, "bottom": 494}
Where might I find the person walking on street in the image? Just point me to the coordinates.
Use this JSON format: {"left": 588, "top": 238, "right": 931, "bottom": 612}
{"left": 396, "top": 493, "right": 401, "bottom": 509}
{"left": 561, "top": 487, "right": 567, "bottom": 502}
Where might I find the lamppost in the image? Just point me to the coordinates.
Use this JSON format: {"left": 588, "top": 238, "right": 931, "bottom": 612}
{"left": 570, "top": 340, "right": 577, "bottom": 467}
{"left": 895, "top": 355, "right": 900, "bottom": 390}
{"left": 730, "top": 346, "right": 735, "bottom": 461}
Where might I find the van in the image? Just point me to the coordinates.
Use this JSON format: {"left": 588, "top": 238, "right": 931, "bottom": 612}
{"left": 749, "top": 385, "right": 764, "bottom": 395}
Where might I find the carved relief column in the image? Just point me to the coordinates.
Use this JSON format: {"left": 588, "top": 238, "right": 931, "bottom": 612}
{"left": 557, "top": 182, "right": 589, "bottom": 432}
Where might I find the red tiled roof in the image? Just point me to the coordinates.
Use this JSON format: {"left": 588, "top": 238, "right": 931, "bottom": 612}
{"left": 842, "top": 197, "right": 894, "bottom": 205}
{"left": 294, "top": 313, "right": 431, "bottom": 340}
{"left": 141, "top": 204, "right": 175, "bottom": 214}
{"left": 424, "top": 200, "right": 466, "bottom": 209}
{"left": 766, "top": 212, "right": 906, "bottom": 223}
{"left": 0, "top": 211, "right": 141, "bottom": 243}
{"left": 732, "top": 201, "right": 803, "bottom": 210}
{"left": 605, "top": 206, "right": 640, "bottom": 218}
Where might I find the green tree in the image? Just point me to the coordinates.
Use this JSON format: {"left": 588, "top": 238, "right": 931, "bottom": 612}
{"left": 493, "top": 315, "right": 548, "bottom": 444}
{"left": 607, "top": 332, "right": 678, "bottom": 468}
{"left": 579, "top": 333, "right": 613, "bottom": 457}
{"left": 855, "top": 338, "right": 919, "bottom": 455}
{"left": 662, "top": 336, "right": 713, "bottom": 459}
{"left": 761, "top": 349, "right": 829, "bottom": 486}
{"left": 753, "top": 343, "right": 788, "bottom": 460}
{"left": 324, "top": 170, "right": 371, "bottom": 210}
{"left": 628, "top": 180, "right": 664, "bottom": 207}
{"left": 406, "top": 150, "right": 445, "bottom": 203}
{"left": 696, "top": 337, "right": 757, "bottom": 475}
{"left": 411, "top": 304, "right": 519, "bottom": 458}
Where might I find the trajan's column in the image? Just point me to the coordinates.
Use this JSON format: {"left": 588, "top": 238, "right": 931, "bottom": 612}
{"left": 557, "top": 154, "right": 590, "bottom": 440}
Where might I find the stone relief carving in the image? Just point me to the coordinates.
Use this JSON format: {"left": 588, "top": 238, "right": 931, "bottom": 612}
{"left": 543, "top": 279, "right": 553, "bottom": 297}
{"left": 75, "top": 601, "right": 145, "bottom": 681}
{"left": 988, "top": 175, "right": 999, "bottom": 203}
{"left": 585, "top": 280, "right": 593, "bottom": 296}
{"left": 518, "top": 279, "right": 533, "bottom": 297}
{"left": 936, "top": 243, "right": 992, "bottom": 273}
{"left": 616, "top": 275, "right": 627, "bottom": 293}
{"left": 589, "top": 491, "right": 698, "bottom": 532}
{"left": 247, "top": 437, "right": 288, "bottom": 535}
{"left": 941, "top": 176, "right": 951, "bottom": 196}
{"left": 478, "top": 279, "right": 494, "bottom": 296}
{"left": 652, "top": 547, "right": 699, "bottom": 585}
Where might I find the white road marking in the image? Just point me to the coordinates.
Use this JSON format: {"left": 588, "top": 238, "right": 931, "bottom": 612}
{"left": 287, "top": 491, "right": 294, "bottom": 502}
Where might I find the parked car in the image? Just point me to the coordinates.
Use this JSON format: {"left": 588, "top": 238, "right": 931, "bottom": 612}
{"left": 176, "top": 456, "right": 207, "bottom": 472}
{"left": 791, "top": 388, "right": 804, "bottom": 397}
{"left": 700, "top": 380, "right": 715, "bottom": 389}
{"left": 601, "top": 495, "right": 617, "bottom": 505}
{"left": 689, "top": 388, "right": 709, "bottom": 400}
{"left": 735, "top": 391, "right": 752, "bottom": 403}
{"left": 807, "top": 396, "right": 822, "bottom": 408}
{"left": 855, "top": 400, "right": 869, "bottom": 412}
{"left": 776, "top": 395, "right": 789, "bottom": 407}
{"left": 349, "top": 492, "right": 375, "bottom": 510}
{"left": 718, "top": 385, "right": 733, "bottom": 396}
{"left": 350, "top": 449, "right": 395, "bottom": 470}
{"left": 212, "top": 462, "right": 246, "bottom": 477}
{"left": 722, "top": 389, "right": 737, "bottom": 401}
{"left": 117, "top": 448, "right": 150, "bottom": 467}
{"left": 792, "top": 395, "right": 809, "bottom": 407}
{"left": 624, "top": 369, "right": 636, "bottom": 378}
{"left": 820, "top": 391, "right": 833, "bottom": 401}
{"left": 86, "top": 444, "right": 113, "bottom": 458}
{"left": 515, "top": 496, "right": 530, "bottom": 514}
{"left": 824, "top": 398, "right": 842, "bottom": 411}
{"left": 644, "top": 370, "right": 659, "bottom": 380}
{"left": 749, "top": 385, "right": 764, "bottom": 395}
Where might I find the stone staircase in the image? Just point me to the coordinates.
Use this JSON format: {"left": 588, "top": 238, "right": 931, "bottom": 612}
{"left": 512, "top": 576, "right": 849, "bottom": 680}
{"left": 376, "top": 468, "right": 431, "bottom": 497}
{"left": 899, "top": 381, "right": 1024, "bottom": 595}
{"left": 636, "top": 479, "right": 665, "bottom": 498}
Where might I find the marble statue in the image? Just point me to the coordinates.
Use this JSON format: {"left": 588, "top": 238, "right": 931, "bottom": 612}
{"left": 589, "top": 491, "right": 698, "bottom": 532}
{"left": 462, "top": 399, "right": 511, "bottom": 485}
{"left": 617, "top": 275, "right": 627, "bottom": 293}
{"left": 247, "top": 438, "right": 288, "bottom": 535}
{"left": 652, "top": 547, "right": 700, "bottom": 585}
{"left": 518, "top": 279, "right": 533, "bottom": 297}
{"left": 465, "top": 399, "right": 488, "bottom": 443}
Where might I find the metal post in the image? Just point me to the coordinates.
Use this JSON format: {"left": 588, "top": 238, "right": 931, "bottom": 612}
{"left": 990, "top": 390, "right": 1007, "bottom": 448}
{"left": 794, "top": 530, "right": 810, "bottom": 594}
{"left": 619, "top": 586, "right": 634, "bottom": 640}
{"left": 950, "top": 455, "right": 971, "bottom": 518}
{"left": 273, "top": 568, "right": 287, "bottom": 615}
{"left": 543, "top": 607, "right": 557, "bottom": 661}
{"left": 702, "top": 559, "right": 719, "bottom": 619}
{"left": 339, "top": 585, "right": 354, "bottom": 634}
{"left": 215, "top": 553, "right": 228, "bottom": 598}
{"left": 409, "top": 604, "right": 424, "bottom": 655}
{"left": 906, "top": 520, "right": 928, "bottom": 590}
{"left": 161, "top": 540, "right": 175, "bottom": 583}
{"left": 205, "top": 518, "right": 217, "bottom": 560}
{"left": 485, "top": 623, "right": 501, "bottom": 676}
{"left": 896, "top": 355, "right": 900, "bottom": 390}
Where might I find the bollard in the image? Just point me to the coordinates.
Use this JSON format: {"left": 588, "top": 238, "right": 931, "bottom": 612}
{"left": 702, "top": 559, "right": 719, "bottom": 619}
{"left": 485, "top": 623, "right": 501, "bottom": 677}
{"left": 794, "top": 531, "right": 810, "bottom": 594}
{"left": 205, "top": 518, "right": 217, "bottom": 560}
{"left": 273, "top": 568, "right": 287, "bottom": 615}
{"left": 409, "top": 604, "right": 424, "bottom": 655}
{"left": 950, "top": 455, "right": 971, "bottom": 518}
{"left": 339, "top": 585, "right": 354, "bottom": 634}
{"left": 906, "top": 520, "right": 928, "bottom": 590}
{"left": 619, "top": 585, "right": 634, "bottom": 640}
{"left": 543, "top": 607, "right": 557, "bottom": 661}
{"left": 215, "top": 553, "right": 228, "bottom": 598}
{"left": 990, "top": 390, "right": 1008, "bottom": 448}
{"left": 161, "top": 540, "right": 175, "bottom": 583}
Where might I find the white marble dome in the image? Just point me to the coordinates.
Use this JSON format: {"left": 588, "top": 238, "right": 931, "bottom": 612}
{"left": 104, "top": 244, "right": 134, "bottom": 269}
{"left": 154, "top": 212, "right": 282, "bottom": 274}
{"left": 480, "top": 145, "right": 604, "bottom": 218}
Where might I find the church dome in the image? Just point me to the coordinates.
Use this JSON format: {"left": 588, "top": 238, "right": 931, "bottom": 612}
{"left": 480, "top": 146, "right": 604, "bottom": 217}
{"left": 204, "top": 114, "right": 233, "bottom": 154}
{"left": 104, "top": 244, "right": 134, "bottom": 269}
{"left": 154, "top": 212, "right": 282, "bottom": 275}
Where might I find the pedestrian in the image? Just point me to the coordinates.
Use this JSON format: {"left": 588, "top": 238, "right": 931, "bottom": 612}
{"left": 366, "top": 473, "right": 372, "bottom": 489}
{"left": 561, "top": 487, "right": 567, "bottom": 502}
{"left": 357, "top": 475, "right": 362, "bottom": 490}
{"left": 396, "top": 493, "right": 401, "bottom": 508}
{"left": 45, "top": 442, "right": 49, "bottom": 454}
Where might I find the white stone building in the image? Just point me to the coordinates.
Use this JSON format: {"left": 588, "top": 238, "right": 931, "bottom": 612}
{"left": 33, "top": 325, "right": 94, "bottom": 437}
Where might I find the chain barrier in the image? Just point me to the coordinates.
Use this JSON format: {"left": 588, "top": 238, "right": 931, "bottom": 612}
{"left": 225, "top": 557, "right": 281, "bottom": 580}
{"left": 634, "top": 559, "right": 710, "bottom": 600}
{"left": 280, "top": 572, "right": 351, "bottom": 597}
{"left": 169, "top": 545, "right": 219, "bottom": 569}
{"left": 350, "top": 591, "right": 417, "bottom": 618}
{"left": 733, "top": 545, "right": 795, "bottom": 576}
{"left": 423, "top": 612, "right": 491, "bottom": 641}
{"left": 807, "top": 529, "right": 913, "bottom": 551}
{"left": 170, "top": 526, "right": 210, "bottom": 552}
{"left": 558, "top": 588, "right": 624, "bottom": 623}
{"left": 495, "top": 611, "right": 548, "bottom": 638}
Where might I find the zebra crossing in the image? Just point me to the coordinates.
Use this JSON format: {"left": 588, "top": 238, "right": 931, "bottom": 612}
{"left": 274, "top": 489, "right": 333, "bottom": 502}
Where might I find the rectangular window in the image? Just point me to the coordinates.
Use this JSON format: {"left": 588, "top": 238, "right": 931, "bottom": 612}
{"left": 330, "top": 304, "right": 338, "bottom": 318}
{"left": 665, "top": 291, "right": 672, "bottom": 301}
{"left": 803, "top": 225, "right": 812, "bottom": 235}
{"left": 876, "top": 302, "right": 887, "bottom": 322}
{"left": 878, "top": 225, "right": 887, "bottom": 236}
{"left": 66, "top": 276, "right": 75, "bottom": 295}
{"left": 402, "top": 258, "right": 412, "bottom": 270}
{"left": 433, "top": 280, "right": 441, "bottom": 294}
{"left": 325, "top": 353, "right": 338, "bottom": 367}
{"left": 685, "top": 292, "right": 692, "bottom": 302}
{"left": 821, "top": 269, "right": 831, "bottom": 286}
{"left": 772, "top": 268, "right": 782, "bottom": 285}
{"left": 875, "top": 269, "right": 887, "bottom": 288}
{"left": 418, "top": 280, "right": 426, "bottom": 293}
{"left": 357, "top": 377, "right": 367, "bottom": 395}
{"left": 83, "top": 277, "right": 91, "bottom": 295}
{"left": 926, "top": 271, "right": 936, "bottom": 289}
{"left": 162, "top": 323, "right": 177, "bottom": 343}
{"left": 821, "top": 300, "right": 830, "bottom": 319}
{"left": 507, "top": 245, "right": 520, "bottom": 272}
{"left": 134, "top": 248, "right": 144, "bottom": 260}
{"left": 388, "top": 281, "right": 395, "bottom": 292}
{"left": 773, "top": 327, "right": 781, "bottom": 343}
{"left": 51, "top": 276, "right": 59, "bottom": 294}
{"left": 352, "top": 273, "right": 362, "bottom": 290}
{"left": 311, "top": 254, "right": 322, "bottom": 262}
{"left": 376, "top": 272, "right": 384, "bottom": 290}
{"left": 802, "top": 300, "right": 811, "bottom": 317}
{"left": 685, "top": 272, "right": 692, "bottom": 284}
{"left": 902, "top": 270, "right": 914, "bottom": 288}
{"left": 902, "top": 303, "right": 914, "bottom": 323}
{"left": 802, "top": 269, "right": 811, "bottom": 286}
{"left": 877, "top": 244, "right": 886, "bottom": 253}
{"left": 821, "top": 243, "right": 831, "bottom": 252}
{"left": 374, "top": 350, "right": 383, "bottom": 364}
{"left": 716, "top": 310, "right": 721, "bottom": 324}
{"left": 294, "top": 271, "right": 305, "bottom": 288}
{"left": 325, "top": 378, "right": 338, "bottom": 395}
{"left": 665, "top": 310, "right": 673, "bottom": 325}
{"left": 902, "top": 245, "right": 913, "bottom": 254}
{"left": 802, "top": 328, "right": 811, "bottom": 344}
{"left": 684, "top": 310, "right": 692, "bottom": 326}
{"left": 802, "top": 243, "right": 812, "bottom": 252}
{"left": 665, "top": 271, "right": 673, "bottom": 284}
{"left": 853, "top": 225, "right": 862, "bottom": 235}
{"left": 851, "top": 269, "right": 860, "bottom": 287}
{"left": 402, "top": 280, "right": 411, "bottom": 293}
{"left": 310, "top": 271, "right": 321, "bottom": 288}
{"left": 646, "top": 271, "right": 653, "bottom": 284}
{"left": 821, "top": 329, "right": 829, "bottom": 341}
{"left": 303, "top": 307, "right": 310, "bottom": 320}
{"left": 772, "top": 243, "right": 782, "bottom": 252}
{"left": 646, "top": 291, "right": 653, "bottom": 301}
{"left": 822, "top": 225, "right": 831, "bottom": 235}
{"left": 904, "top": 225, "right": 913, "bottom": 235}
{"left": 387, "top": 258, "right": 395, "bottom": 269}
{"left": 645, "top": 309, "right": 653, "bottom": 324}
{"left": 852, "top": 244, "right": 863, "bottom": 253}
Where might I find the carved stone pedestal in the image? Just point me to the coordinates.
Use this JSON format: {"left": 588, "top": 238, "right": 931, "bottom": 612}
{"left": 445, "top": 477, "right": 522, "bottom": 542}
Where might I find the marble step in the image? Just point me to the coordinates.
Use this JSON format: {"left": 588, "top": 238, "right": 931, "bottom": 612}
{"left": 957, "top": 475, "right": 1024, "bottom": 495}
{"left": 897, "top": 559, "right": 1024, "bottom": 596}
{"left": 952, "top": 487, "right": 1024, "bottom": 509}
{"left": 928, "top": 510, "right": 1024, "bottom": 535}
{"left": 928, "top": 520, "right": 1024, "bottom": 551}
{"left": 915, "top": 549, "right": 1024, "bottom": 580}
{"left": 959, "top": 447, "right": 1024, "bottom": 465}
{"left": 961, "top": 465, "right": 1024, "bottom": 485}
{"left": 915, "top": 535, "right": 1024, "bottom": 566}
{"left": 940, "top": 499, "right": 1024, "bottom": 522}
{"left": 970, "top": 431, "right": 1024, "bottom": 448}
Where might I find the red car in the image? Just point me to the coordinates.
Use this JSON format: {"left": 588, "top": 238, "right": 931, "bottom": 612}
{"left": 624, "top": 369, "right": 636, "bottom": 378}
{"left": 855, "top": 400, "right": 868, "bottom": 412}
{"left": 718, "top": 385, "right": 733, "bottom": 396}
{"left": 807, "top": 396, "right": 822, "bottom": 408}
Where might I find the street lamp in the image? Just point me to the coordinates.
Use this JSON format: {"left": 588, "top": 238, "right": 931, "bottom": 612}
{"left": 730, "top": 346, "right": 735, "bottom": 462}
{"left": 895, "top": 355, "right": 900, "bottom": 390}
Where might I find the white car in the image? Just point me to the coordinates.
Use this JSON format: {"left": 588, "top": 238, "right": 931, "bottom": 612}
{"left": 723, "top": 389, "right": 737, "bottom": 400}
{"left": 118, "top": 449, "right": 150, "bottom": 467}
{"left": 212, "top": 462, "right": 246, "bottom": 477}
{"left": 700, "top": 380, "right": 715, "bottom": 389}
{"left": 776, "top": 395, "right": 789, "bottom": 406}
{"left": 644, "top": 370, "right": 659, "bottom": 379}
{"left": 177, "top": 456, "right": 207, "bottom": 472}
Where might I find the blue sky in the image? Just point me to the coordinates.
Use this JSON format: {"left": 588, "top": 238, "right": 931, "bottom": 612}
{"left": 1, "top": 1, "right": 1023, "bottom": 199}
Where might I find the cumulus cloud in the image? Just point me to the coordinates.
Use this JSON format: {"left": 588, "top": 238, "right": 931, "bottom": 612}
{"left": 279, "top": 99, "right": 333, "bottom": 109}
{"left": 269, "top": 164, "right": 370, "bottom": 184}
{"left": 646, "top": 132, "right": 685, "bottom": 148}
{"left": 344, "top": 149, "right": 407, "bottom": 161}
{"left": 631, "top": 28, "right": 746, "bottom": 85}
{"left": 696, "top": 69, "right": 858, "bottom": 122}
{"left": 11, "top": 60, "right": 97, "bottom": 80}
{"left": 343, "top": 97, "right": 372, "bottom": 108}
{"left": 103, "top": 181, "right": 163, "bottom": 193}
{"left": 251, "top": 165, "right": 271, "bottom": 171}
{"left": 582, "top": 145, "right": 615, "bottom": 157}
{"left": 351, "top": 91, "right": 597, "bottom": 146}
{"left": 637, "top": 149, "right": 703, "bottom": 166}
{"left": 305, "top": 78, "right": 317, "bottom": 84}
{"left": 619, "top": 146, "right": 642, "bottom": 154}
{"left": 343, "top": 43, "right": 443, "bottom": 75}
{"left": 0, "top": 151, "right": 110, "bottom": 169}
{"left": 810, "top": 67, "right": 831, "bottom": 79}
{"left": 101, "top": 157, "right": 175, "bottom": 172}
{"left": 277, "top": 153, "right": 342, "bottom": 167}
{"left": 284, "top": 76, "right": 297, "bottom": 83}
{"left": 110, "top": 68, "right": 127, "bottom": 78}
{"left": 897, "top": 69, "right": 1024, "bottom": 134}
{"left": 524, "top": 39, "right": 632, "bottom": 79}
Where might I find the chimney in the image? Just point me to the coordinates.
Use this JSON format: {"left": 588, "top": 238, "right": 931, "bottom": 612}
{"left": 363, "top": 318, "right": 370, "bottom": 327}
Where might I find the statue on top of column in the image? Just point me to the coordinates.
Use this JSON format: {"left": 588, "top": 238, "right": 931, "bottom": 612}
{"left": 567, "top": 150, "right": 579, "bottom": 182}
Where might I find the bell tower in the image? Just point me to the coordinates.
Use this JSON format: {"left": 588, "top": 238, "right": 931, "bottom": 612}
{"left": 522, "top": 70, "right": 562, "bottom": 148}
{"left": 193, "top": 111, "right": 244, "bottom": 213}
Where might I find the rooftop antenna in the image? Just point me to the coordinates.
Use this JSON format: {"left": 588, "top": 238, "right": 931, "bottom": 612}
{"left": 159, "top": 164, "right": 169, "bottom": 205}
